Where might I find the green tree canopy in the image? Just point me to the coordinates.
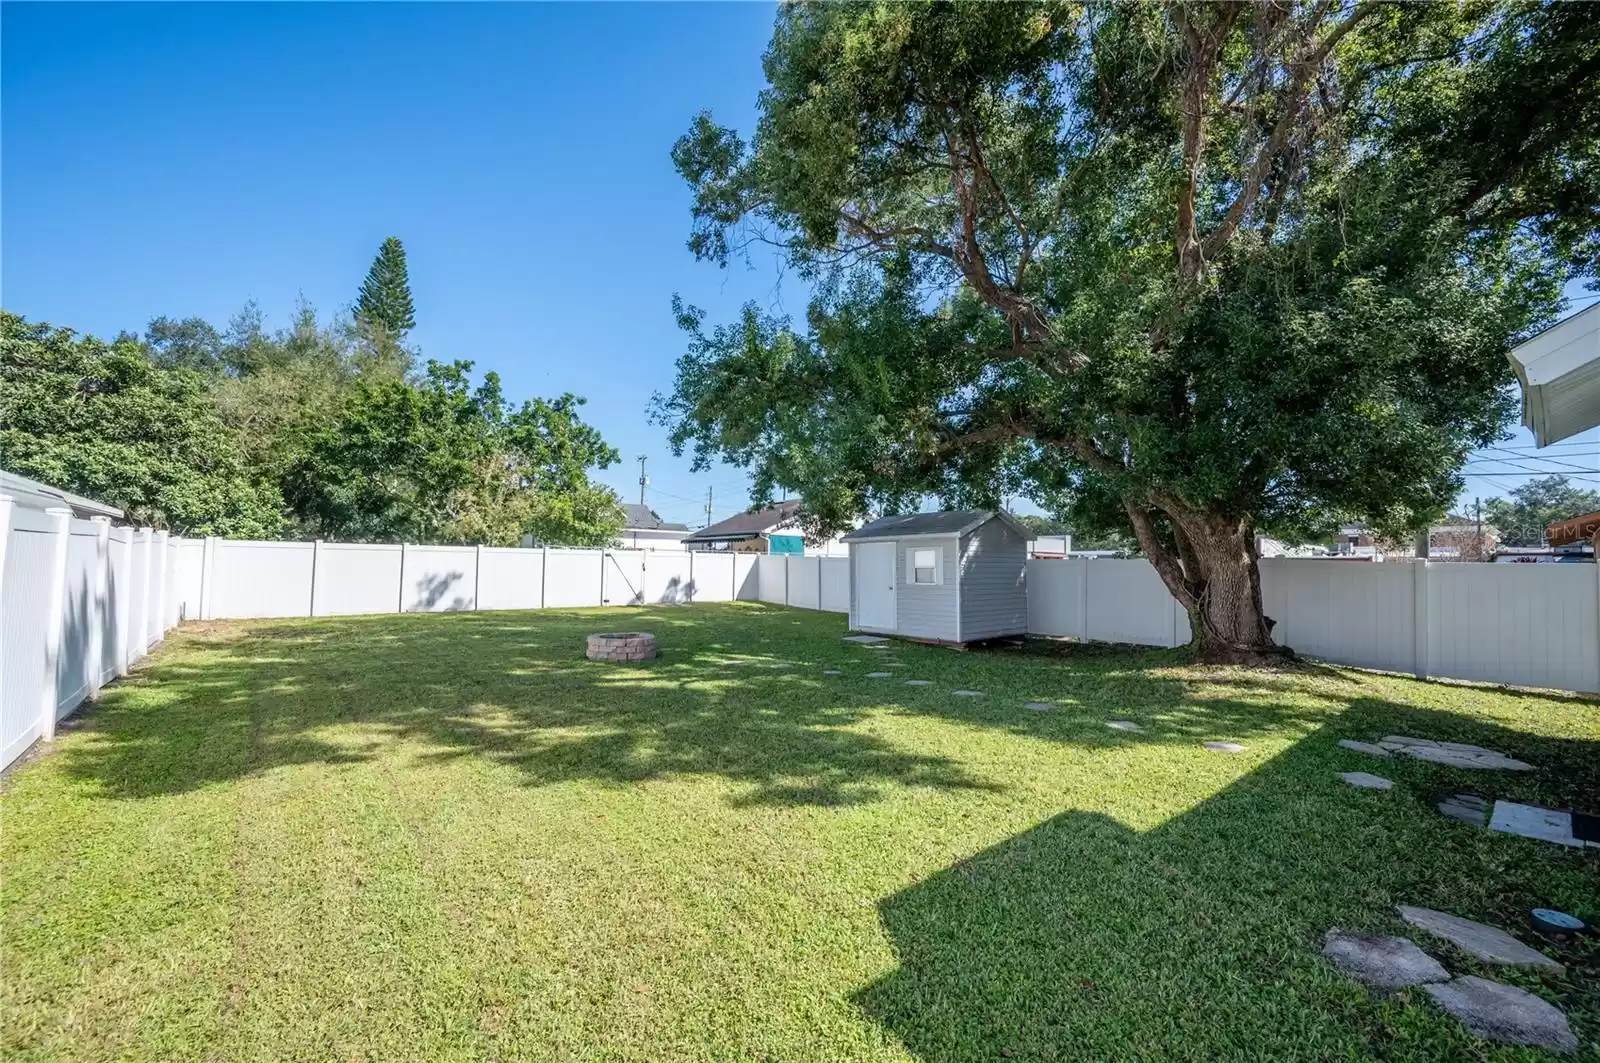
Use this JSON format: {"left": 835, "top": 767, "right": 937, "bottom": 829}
{"left": 0, "top": 312, "right": 282, "bottom": 536}
{"left": 657, "top": 0, "right": 1596, "bottom": 661}
{"left": 354, "top": 236, "right": 417, "bottom": 338}
{"left": 284, "top": 360, "right": 624, "bottom": 546}
{"left": 1484, "top": 476, "right": 1600, "bottom": 546}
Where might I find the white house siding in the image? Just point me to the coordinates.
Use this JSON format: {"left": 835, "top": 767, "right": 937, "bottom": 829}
{"left": 621, "top": 528, "right": 690, "bottom": 549}
{"left": 957, "top": 521, "right": 1028, "bottom": 641}
{"left": 893, "top": 535, "right": 961, "bottom": 641}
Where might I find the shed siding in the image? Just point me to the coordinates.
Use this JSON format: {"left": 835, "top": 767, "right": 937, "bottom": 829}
{"left": 958, "top": 520, "right": 1028, "bottom": 640}
{"left": 894, "top": 535, "right": 960, "bottom": 640}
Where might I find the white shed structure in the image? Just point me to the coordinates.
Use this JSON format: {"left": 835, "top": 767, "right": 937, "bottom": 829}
{"left": 842, "top": 510, "right": 1029, "bottom": 644}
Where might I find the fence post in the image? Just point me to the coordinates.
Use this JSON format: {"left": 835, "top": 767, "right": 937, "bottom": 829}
{"left": 119, "top": 531, "right": 135, "bottom": 673}
{"left": 1412, "top": 560, "right": 1429, "bottom": 680}
{"left": 89, "top": 517, "right": 111, "bottom": 698}
{"left": 200, "top": 535, "right": 217, "bottom": 620}
{"left": 135, "top": 528, "right": 153, "bottom": 655}
{"left": 540, "top": 547, "right": 548, "bottom": 609}
{"left": 310, "top": 540, "right": 322, "bottom": 617}
{"left": 397, "top": 542, "right": 408, "bottom": 613}
{"left": 152, "top": 529, "right": 170, "bottom": 639}
{"left": 40, "top": 508, "right": 72, "bottom": 742}
{"left": 473, "top": 543, "right": 483, "bottom": 611}
{"left": 687, "top": 549, "right": 695, "bottom": 604}
{"left": 1079, "top": 559, "right": 1091, "bottom": 642}
{"left": 783, "top": 554, "right": 791, "bottom": 606}
{"left": 0, "top": 497, "right": 13, "bottom": 718}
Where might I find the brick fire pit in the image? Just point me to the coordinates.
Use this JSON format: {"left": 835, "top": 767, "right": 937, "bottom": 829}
{"left": 586, "top": 632, "right": 658, "bottom": 662}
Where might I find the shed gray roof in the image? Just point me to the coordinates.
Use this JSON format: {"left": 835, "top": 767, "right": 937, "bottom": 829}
{"left": 0, "top": 469, "right": 125, "bottom": 520}
{"left": 841, "top": 509, "right": 1027, "bottom": 542}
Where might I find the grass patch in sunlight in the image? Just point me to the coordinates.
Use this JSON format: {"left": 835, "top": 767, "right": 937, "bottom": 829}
{"left": 2, "top": 603, "right": 1595, "bottom": 1061}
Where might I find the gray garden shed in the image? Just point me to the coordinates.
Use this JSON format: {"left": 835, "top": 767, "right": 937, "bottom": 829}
{"left": 841, "top": 510, "right": 1029, "bottom": 644}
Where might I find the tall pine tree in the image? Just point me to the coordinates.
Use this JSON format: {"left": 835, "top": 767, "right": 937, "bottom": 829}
{"left": 354, "top": 237, "right": 416, "bottom": 336}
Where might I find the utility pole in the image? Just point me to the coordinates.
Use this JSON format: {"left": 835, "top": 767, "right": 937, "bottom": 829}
{"left": 636, "top": 455, "right": 648, "bottom": 506}
{"left": 704, "top": 485, "right": 714, "bottom": 528}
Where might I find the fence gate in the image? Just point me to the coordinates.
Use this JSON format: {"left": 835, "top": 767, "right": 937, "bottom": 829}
{"left": 601, "top": 550, "right": 645, "bottom": 606}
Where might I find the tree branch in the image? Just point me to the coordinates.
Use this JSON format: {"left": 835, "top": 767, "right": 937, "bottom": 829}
{"left": 1200, "top": 1, "right": 1378, "bottom": 262}
{"left": 1123, "top": 499, "right": 1199, "bottom": 610}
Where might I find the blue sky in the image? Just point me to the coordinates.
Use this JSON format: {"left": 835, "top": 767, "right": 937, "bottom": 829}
{"left": 3, "top": 2, "right": 1597, "bottom": 526}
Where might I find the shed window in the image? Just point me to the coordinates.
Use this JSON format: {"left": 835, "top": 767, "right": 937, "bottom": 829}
{"left": 909, "top": 547, "right": 941, "bottom": 585}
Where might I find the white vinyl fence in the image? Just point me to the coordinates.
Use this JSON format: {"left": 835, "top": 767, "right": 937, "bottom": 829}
{"left": 0, "top": 504, "right": 185, "bottom": 772}
{"left": 182, "top": 542, "right": 760, "bottom": 620}
{"left": 6, "top": 516, "right": 1596, "bottom": 775}
{"left": 1027, "top": 556, "right": 1600, "bottom": 692}
{"left": 787, "top": 552, "right": 1599, "bottom": 692}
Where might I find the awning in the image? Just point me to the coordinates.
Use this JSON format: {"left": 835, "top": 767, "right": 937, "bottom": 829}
{"left": 1508, "top": 302, "right": 1600, "bottom": 447}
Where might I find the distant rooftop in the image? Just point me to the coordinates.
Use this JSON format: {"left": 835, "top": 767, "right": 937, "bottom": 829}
{"left": 684, "top": 500, "right": 802, "bottom": 542}
{"left": 0, "top": 469, "right": 124, "bottom": 520}
{"left": 623, "top": 503, "right": 689, "bottom": 532}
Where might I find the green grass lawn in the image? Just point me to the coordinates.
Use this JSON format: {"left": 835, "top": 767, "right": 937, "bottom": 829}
{"left": 2, "top": 603, "right": 1596, "bottom": 1061}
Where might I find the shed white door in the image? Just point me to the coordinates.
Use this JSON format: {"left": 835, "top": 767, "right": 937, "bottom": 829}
{"left": 855, "top": 543, "right": 897, "bottom": 631}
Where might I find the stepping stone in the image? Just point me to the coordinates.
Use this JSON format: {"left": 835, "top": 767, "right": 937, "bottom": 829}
{"left": 1489, "top": 801, "right": 1596, "bottom": 849}
{"left": 1340, "top": 771, "right": 1394, "bottom": 790}
{"left": 1397, "top": 906, "right": 1562, "bottom": 971}
{"left": 1338, "top": 739, "right": 1391, "bottom": 757}
{"left": 865, "top": 672, "right": 893, "bottom": 679}
{"left": 1423, "top": 976, "right": 1577, "bottom": 1054}
{"left": 1204, "top": 741, "right": 1245, "bottom": 754}
{"left": 822, "top": 670, "right": 843, "bottom": 676}
{"left": 951, "top": 690, "right": 984, "bottom": 697}
{"left": 1375, "top": 735, "right": 1534, "bottom": 771}
{"left": 1322, "top": 928, "right": 1449, "bottom": 988}
{"left": 843, "top": 635, "right": 889, "bottom": 644}
{"left": 1024, "top": 702, "right": 1055, "bottom": 711}
{"left": 1106, "top": 720, "right": 1144, "bottom": 732}
{"left": 905, "top": 679, "right": 934, "bottom": 686}
{"left": 1437, "top": 793, "right": 1490, "bottom": 827}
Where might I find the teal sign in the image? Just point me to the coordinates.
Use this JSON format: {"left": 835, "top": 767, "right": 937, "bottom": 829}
{"left": 768, "top": 534, "right": 804, "bottom": 556}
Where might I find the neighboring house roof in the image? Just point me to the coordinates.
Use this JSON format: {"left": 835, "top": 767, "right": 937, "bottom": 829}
{"left": 684, "top": 500, "right": 802, "bottom": 542}
{"left": 623, "top": 503, "right": 689, "bottom": 532}
{"left": 0, "top": 469, "right": 125, "bottom": 520}
{"left": 1548, "top": 510, "right": 1600, "bottom": 548}
{"left": 842, "top": 509, "right": 1028, "bottom": 542}
{"left": 1508, "top": 301, "right": 1600, "bottom": 447}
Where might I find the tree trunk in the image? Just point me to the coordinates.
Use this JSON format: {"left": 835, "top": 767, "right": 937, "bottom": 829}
{"left": 1123, "top": 501, "right": 1289, "bottom": 666}
{"left": 1183, "top": 521, "right": 1284, "bottom": 665}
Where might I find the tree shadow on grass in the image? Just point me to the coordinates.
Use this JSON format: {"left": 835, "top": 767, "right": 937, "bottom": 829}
{"left": 854, "top": 706, "right": 1599, "bottom": 1061}
{"left": 56, "top": 607, "right": 1012, "bottom": 807}
{"left": 52, "top": 605, "right": 1600, "bottom": 818}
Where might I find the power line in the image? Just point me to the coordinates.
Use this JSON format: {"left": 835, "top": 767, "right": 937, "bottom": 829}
{"left": 1481, "top": 444, "right": 1600, "bottom": 475}
{"left": 1485, "top": 439, "right": 1599, "bottom": 451}
{"left": 1459, "top": 469, "right": 1600, "bottom": 476}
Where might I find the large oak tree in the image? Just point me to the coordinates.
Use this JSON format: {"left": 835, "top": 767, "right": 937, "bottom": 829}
{"left": 658, "top": 1, "right": 1597, "bottom": 661}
